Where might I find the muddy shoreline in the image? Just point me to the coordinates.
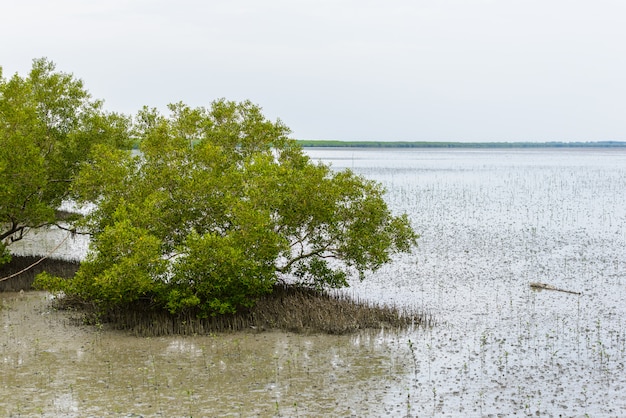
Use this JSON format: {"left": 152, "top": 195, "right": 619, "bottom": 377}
{"left": 1, "top": 291, "right": 415, "bottom": 417}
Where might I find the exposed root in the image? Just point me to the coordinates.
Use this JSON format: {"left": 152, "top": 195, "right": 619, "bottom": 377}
{"left": 51, "top": 284, "right": 434, "bottom": 336}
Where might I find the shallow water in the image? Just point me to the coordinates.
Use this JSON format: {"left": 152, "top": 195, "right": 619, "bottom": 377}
{"left": 309, "top": 147, "right": 626, "bottom": 416}
{"left": 1, "top": 292, "right": 416, "bottom": 417}
{"left": 4, "top": 147, "right": 626, "bottom": 416}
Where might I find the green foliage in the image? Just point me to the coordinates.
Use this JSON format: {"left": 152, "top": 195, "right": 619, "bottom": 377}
{"left": 0, "top": 242, "right": 11, "bottom": 265}
{"left": 36, "top": 98, "right": 418, "bottom": 317}
{"left": 0, "top": 58, "right": 131, "bottom": 265}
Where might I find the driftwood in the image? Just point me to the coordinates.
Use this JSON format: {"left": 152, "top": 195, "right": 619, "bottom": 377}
{"left": 530, "top": 282, "right": 581, "bottom": 295}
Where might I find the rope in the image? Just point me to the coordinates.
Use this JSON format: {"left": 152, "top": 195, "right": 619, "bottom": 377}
{"left": 0, "top": 231, "right": 72, "bottom": 283}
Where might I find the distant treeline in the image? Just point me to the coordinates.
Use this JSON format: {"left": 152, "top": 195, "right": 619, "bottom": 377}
{"left": 297, "top": 140, "right": 626, "bottom": 148}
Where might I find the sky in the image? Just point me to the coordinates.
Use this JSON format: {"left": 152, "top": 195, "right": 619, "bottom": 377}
{"left": 2, "top": 0, "right": 626, "bottom": 142}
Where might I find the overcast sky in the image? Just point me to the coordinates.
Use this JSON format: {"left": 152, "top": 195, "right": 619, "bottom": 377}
{"left": 2, "top": 0, "right": 626, "bottom": 142}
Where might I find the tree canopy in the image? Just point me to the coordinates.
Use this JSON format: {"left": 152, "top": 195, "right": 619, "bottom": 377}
{"left": 36, "top": 99, "right": 418, "bottom": 316}
{"left": 0, "top": 58, "right": 131, "bottom": 264}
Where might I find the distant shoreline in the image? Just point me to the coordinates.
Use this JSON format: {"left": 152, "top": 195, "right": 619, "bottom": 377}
{"left": 297, "top": 140, "right": 626, "bottom": 149}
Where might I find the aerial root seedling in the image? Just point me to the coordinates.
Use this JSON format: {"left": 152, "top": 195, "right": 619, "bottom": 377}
{"left": 49, "top": 284, "right": 434, "bottom": 336}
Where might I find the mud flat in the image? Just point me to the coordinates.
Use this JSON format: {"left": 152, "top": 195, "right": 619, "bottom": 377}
{"left": 0, "top": 291, "right": 419, "bottom": 417}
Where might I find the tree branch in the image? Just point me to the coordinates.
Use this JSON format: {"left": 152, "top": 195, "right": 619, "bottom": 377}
{"left": 276, "top": 243, "right": 340, "bottom": 274}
